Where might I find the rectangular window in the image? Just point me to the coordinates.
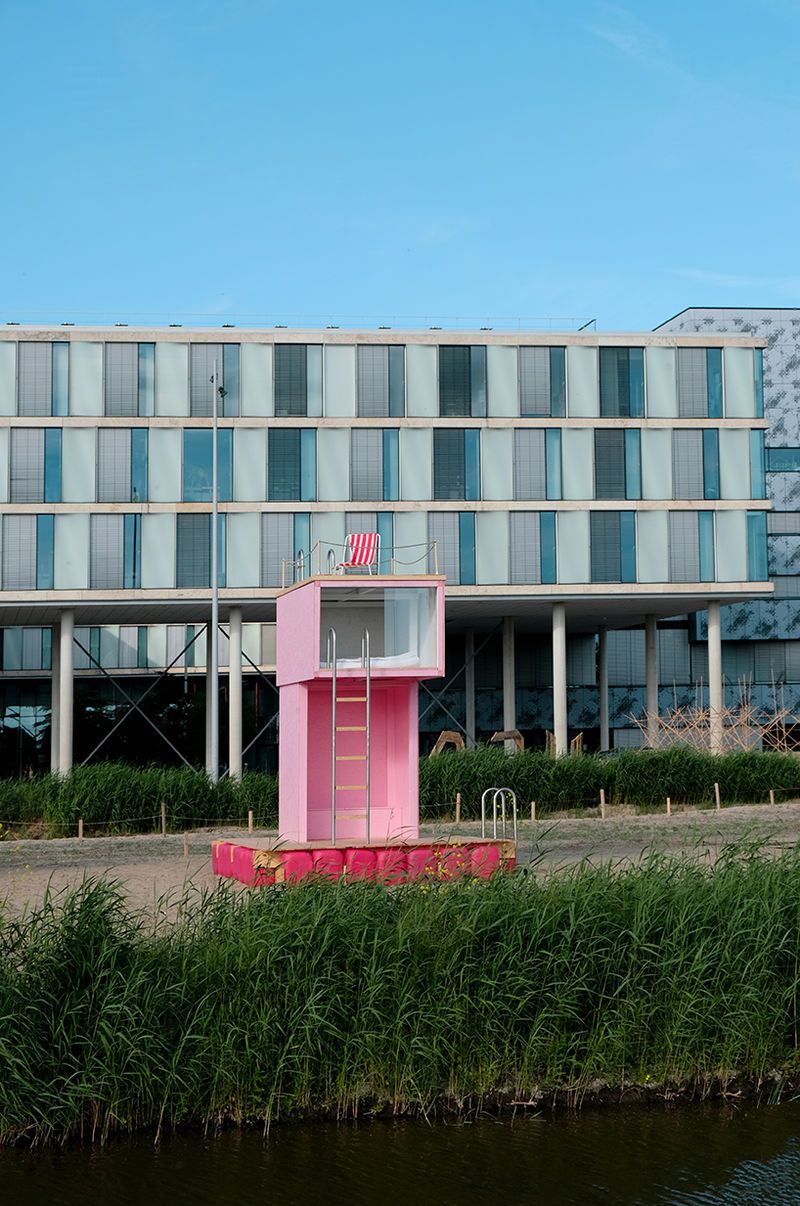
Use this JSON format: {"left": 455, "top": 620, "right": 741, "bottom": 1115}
{"left": 182, "top": 429, "right": 233, "bottom": 502}
{"left": 514, "top": 429, "right": 546, "bottom": 500}
{"left": 131, "top": 428, "right": 148, "bottom": 501}
{"left": 433, "top": 429, "right": 480, "bottom": 501}
{"left": 97, "top": 428, "right": 148, "bottom": 504}
{"left": 754, "top": 348, "right": 764, "bottom": 418}
{"left": 459, "top": 512, "right": 476, "bottom": 585}
{"left": 300, "top": 429, "right": 317, "bottom": 500}
{"left": 2, "top": 515, "right": 36, "bottom": 589}
{"left": 139, "top": 343, "right": 155, "bottom": 416}
{"left": 10, "top": 429, "right": 44, "bottom": 502}
{"left": 625, "top": 429, "right": 642, "bottom": 500}
{"left": 699, "top": 511, "right": 715, "bottom": 581}
{"left": 44, "top": 430, "right": 61, "bottom": 503}
{"left": 677, "top": 348, "right": 723, "bottom": 418}
{"left": 189, "top": 344, "right": 239, "bottom": 417}
{"left": 672, "top": 430, "right": 704, "bottom": 499}
{"left": 176, "top": 514, "right": 211, "bottom": 588}
{"left": 599, "top": 348, "right": 645, "bottom": 417}
{"left": 357, "top": 345, "right": 405, "bottom": 416}
{"left": 376, "top": 511, "right": 393, "bottom": 571}
{"left": 52, "top": 343, "right": 69, "bottom": 416}
{"left": 545, "top": 430, "right": 562, "bottom": 499}
{"left": 124, "top": 514, "right": 142, "bottom": 588}
{"left": 438, "top": 346, "right": 487, "bottom": 417}
{"left": 747, "top": 510, "right": 768, "bottom": 581}
{"left": 17, "top": 342, "right": 53, "bottom": 416}
{"left": 749, "top": 432, "right": 765, "bottom": 500}
{"left": 702, "top": 429, "right": 720, "bottom": 500}
{"left": 383, "top": 429, "right": 399, "bottom": 501}
{"left": 519, "top": 347, "right": 566, "bottom": 417}
{"left": 766, "top": 447, "right": 800, "bottom": 472}
{"left": 668, "top": 512, "right": 700, "bottom": 582}
{"left": 260, "top": 512, "right": 294, "bottom": 587}
{"left": 351, "top": 429, "right": 383, "bottom": 500}
{"left": 540, "top": 512, "right": 557, "bottom": 583}
{"left": 590, "top": 512, "right": 635, "bottom": 582}
{"left": 36, "top": 515, "right": 54, "bottom": 589}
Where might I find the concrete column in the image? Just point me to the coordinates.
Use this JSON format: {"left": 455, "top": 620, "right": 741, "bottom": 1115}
{"left": 228, "top": 607, "right": 243, "bottom": 780}
{"left": 598, "top": 626, "right": 609, "bottom": 753}
{"left": 502, "top": 616, "right": 516, "bottom": 751}
{"left": 707, "top": 600, "right": 724, "bottom": 755}
{"left": 464, "top": 630, "right": 476, "bottom": 748}
{"left": 552, "top": 603, "right": 567, "bottom": 756}
{"left": 58, "top": 610, "right": 74, "bottom": 775}
{"left": 205, "top": 625, "right": 215, "bottom": 777}
{"left": 645, "top": 614, "right": 659, "bottom": 747}
{"left": 50, "top": 623, "right": 60, "bottom": 773}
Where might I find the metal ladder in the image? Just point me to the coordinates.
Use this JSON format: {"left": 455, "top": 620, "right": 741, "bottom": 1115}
{"left": 328, "top": 627, "right": 371, "bottom": 844}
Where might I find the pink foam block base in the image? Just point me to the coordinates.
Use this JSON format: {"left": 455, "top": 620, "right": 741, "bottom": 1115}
{"left": 212, "top": 839, "right": 516, "bottom": 888}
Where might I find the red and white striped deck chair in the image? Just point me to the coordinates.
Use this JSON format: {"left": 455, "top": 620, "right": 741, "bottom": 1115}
{"left": 336, "top": 532, "right": 381, "bottom": 575}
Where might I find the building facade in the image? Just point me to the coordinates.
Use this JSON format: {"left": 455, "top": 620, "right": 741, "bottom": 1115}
{"left": 0, "top": 326, "right": 770, "bottom": 774}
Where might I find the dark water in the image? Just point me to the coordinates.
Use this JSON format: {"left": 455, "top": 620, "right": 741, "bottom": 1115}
{"left": 3, "top": 1102, "right": 800, "bottom": 1205}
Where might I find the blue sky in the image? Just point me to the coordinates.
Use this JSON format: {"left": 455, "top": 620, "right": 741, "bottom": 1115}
{"left": 2, "top": 0, "right": 798, "bottom": 330}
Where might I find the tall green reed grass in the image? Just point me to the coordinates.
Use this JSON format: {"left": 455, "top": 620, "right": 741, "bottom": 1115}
{"left": 2, "top": 849, "right": 800, "bottom": 1144}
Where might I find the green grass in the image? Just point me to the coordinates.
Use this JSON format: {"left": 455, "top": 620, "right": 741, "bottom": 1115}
{"left": 2, "top": 848, "right": 800, "bottom": 1144}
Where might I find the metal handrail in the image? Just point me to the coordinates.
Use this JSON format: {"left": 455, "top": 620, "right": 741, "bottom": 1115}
{"left": 362, "top": 627, "right": 371, "bottom": 844}
{"left": 328, "top": 627, "right": 337, "bottom": 844}
{"left": 481, "top": 787, "right": 518, "bottom": 842}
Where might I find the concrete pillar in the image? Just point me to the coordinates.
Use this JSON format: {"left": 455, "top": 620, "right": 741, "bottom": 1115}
{"left": 50, "top": 623, "right": 60, "bottom": 773}
{"left": 58, "top": 610, "right": 74, "bottom": 775}
{"left": 502, "top": 616, "right": 516, "bottom": 751}
{"left": 707, "top": 600, "right": 723, "bottom": 754}
{"left": 228, "top": 607, "right": 243, "bottom": 780}
{"left": 552, "top": 603, "right": 567, "bottom": 756}
{"left": 464, "top": 630, "right": 476, "bottom": 748}
{"left": 598, "top": 627, "right": 609, "bottom": 753}
{"left": 645, "top": 614, "right": 659, "bottom": 747}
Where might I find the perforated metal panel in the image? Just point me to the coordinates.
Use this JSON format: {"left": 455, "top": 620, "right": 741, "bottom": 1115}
{"left": 190, "top": 344, "right": 222, "bottom": 417}
{"left": 677, "top": 348, "right": 708, "bottom": 417}
{"left": 594, "top": 429, "right": 626, "bottom": 499}
{"left": 2, "top": 515, "right": 36, "bottom": 589}
{"left": 97, "top": 428, "right": 132, "bottom": 502}
{"left": 17, "top": 343, "right": 52, "bottom": 416}
{"left": 590, "top": 512, "right": 621, "bottom": 582}
{"left": 434, "top": 429, "right": 466, "bottom": 499}
{"left": 672, "top": 430, "right": 704, "bottom": 499}
{"left": 9, "top": 429, "right": 44, "bottom": 502}
{"left": 357, "top": 346, "right": 389, "bottom": 416}
{"left": 668, "top": 512, "right": 700, "bottom": 582}
{"left": 768, "top": 512, "right": 800, "bottom": 534}
{"left": 599, "top": 348, "right": 629, "bottom": 417}
{"left": 509, "top": 512, "right": 541, "bottom": 584}
{"left": 268, "top": 429, "right": 300, "bottom": 500}
{"left": 104, "top": 343, "right": 139, "bottom": 416}
{"left": 176, "top": 514, "right": 210, "bottom": 588}
{"left": 90, "top": 514, "right": 124, "bottom": 588}
{"left": 351, "top": 429, "right": 383, "bottom": 500}
{"left": 274, "top": 345, "right": 307, "bottom": 416}
{"left": 519, "top": 347, "right": 550, "bottom": 416}
{"left": 513, "top": 429, "right": 546, "bottom": 500}
{"left": 438, "top": 347, "right": 471, "bottom": 416}
{"left": 260, "top": 512, "right": 294, "bottom": 587}
{"left": 428, "top": 512, "right": 459, "bottom": 583}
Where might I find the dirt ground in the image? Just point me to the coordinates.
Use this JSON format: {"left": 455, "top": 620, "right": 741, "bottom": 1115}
{"left": 2, "top": 801, "right": 800, "bottom": 915}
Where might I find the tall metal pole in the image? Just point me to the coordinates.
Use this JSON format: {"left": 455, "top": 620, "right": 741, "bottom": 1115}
{"left": 208, "top": 359, "right": 220, "bottom": 782}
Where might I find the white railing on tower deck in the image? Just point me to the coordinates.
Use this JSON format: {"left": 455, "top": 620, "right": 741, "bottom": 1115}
{"left": 281, "top": 540, "right": 439, "bottom": 587}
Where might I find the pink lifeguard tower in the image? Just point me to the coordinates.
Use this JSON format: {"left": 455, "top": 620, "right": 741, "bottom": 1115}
{"left": 276, "top": 568, "right": 445, "bottom": 846}
{"left": 212, "top": 534, "right": 516, "bottom": 885}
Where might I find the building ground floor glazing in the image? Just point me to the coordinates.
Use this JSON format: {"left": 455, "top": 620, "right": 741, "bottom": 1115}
{"left": 1, "top": 598, "right": 789, "bottom": 778}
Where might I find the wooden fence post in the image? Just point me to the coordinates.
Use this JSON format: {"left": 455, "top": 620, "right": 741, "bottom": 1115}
{"left": 455, "top": 792, "right": 461, "bottom": 824}
{"left": 530, "top": 800, "right": 536, "bottom": 823}
{"left": 78, "top": 818, "right": 84, "bottom": 841}
{"left": 714, "top": 782, "right": 721, "bottom": 811}
{"left": 666, "top": 796, "right": 671, "bottom": 817}
{"left": 770, "top": 789, "right": 776, "bottom": 806}
{"left": 161, "top": 801, "right": 167, "bottom": 838}
{"left": 183, "top": 831, "right": 189, "bottom": 859}
{"left": 599, "top": 788, "right": 606, "bottom": 819}
{"left": 248, "top": 809, "right": 254, "bottom": 834}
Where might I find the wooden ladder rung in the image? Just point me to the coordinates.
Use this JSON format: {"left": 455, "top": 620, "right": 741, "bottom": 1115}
{"left": 336, "top": 754, "right": 366, "bottom": 761}
{"left": 336, "top": 725, "right": 366, "bottom": 732}
{"left": 336, "top": 696, "right": 367, "bottom": 702}
{"left": 335, "top": 811, "right": 367, "bottom": 820}
{"left": 335, "top": 784, "right": 367, "bottom": 791}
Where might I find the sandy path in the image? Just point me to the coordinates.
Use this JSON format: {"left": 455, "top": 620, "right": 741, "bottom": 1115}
{"left": 2, "top": 802, "right": 800, "bottom": 915}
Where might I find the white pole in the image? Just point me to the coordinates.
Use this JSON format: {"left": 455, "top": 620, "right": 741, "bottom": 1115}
{"left": 209, "top": 358, "right": 220, "bottom": 783}
{"left": 645, "top": 614, "right": 659, "bottom": 746}
{"left": 228, "top": 605, "right": 243, "bottom": 780}
{"left": 598, "top": 626, "right": 609, "bottom": 753}
{"left": 708, "top": 600, "right": 723, "bottom": 756}
{"left": 58, "top": 609, "right": 74, "bottom": 774}
{"left": 552, "top": 602, "right": 567, "bottom": 756}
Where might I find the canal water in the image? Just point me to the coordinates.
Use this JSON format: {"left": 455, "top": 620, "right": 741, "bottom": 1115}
{"left": 3, "top": 1101, "right": 800, "bottom": 1204}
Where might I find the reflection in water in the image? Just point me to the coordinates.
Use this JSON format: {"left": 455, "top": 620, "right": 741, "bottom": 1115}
{"left": 2, "top": 1102, "right": 800, "bottom": 1206}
